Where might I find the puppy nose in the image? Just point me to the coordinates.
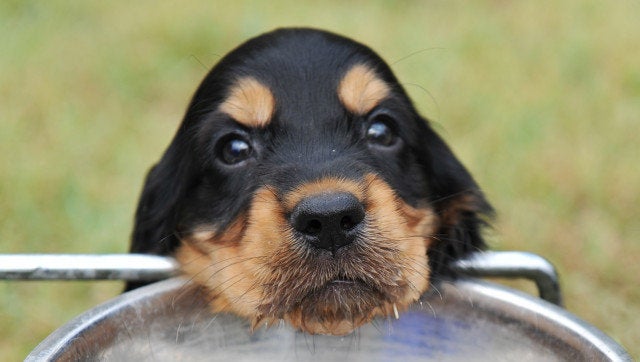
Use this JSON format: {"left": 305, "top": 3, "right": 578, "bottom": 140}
{"left": 291, "top": 192, "right": 365, "bottom": 253}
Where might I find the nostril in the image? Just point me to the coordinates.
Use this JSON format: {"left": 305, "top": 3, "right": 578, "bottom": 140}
{"left": 340, "top": 215, "right": 356, "bottom": 231}
{"left": 304, "top": 219, "right": 322, "bottom": 236}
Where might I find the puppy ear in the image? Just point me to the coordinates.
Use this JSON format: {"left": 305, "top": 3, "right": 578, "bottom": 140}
{"left": 130, "top": 140, "right": 193, "bottom": 255}
{"left": 126, "top": 141, "right": 191, "bottom": 290}
{"left": 421, "top": 124, "right": 494, "bottom": 277}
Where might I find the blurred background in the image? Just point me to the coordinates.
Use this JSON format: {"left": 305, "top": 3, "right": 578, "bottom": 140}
{"left": 1, "top": 0, "right": 638, "bottom": 359}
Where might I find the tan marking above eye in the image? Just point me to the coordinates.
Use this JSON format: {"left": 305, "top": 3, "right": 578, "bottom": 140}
{"left": 219, "top": 77, "right": 275, "bottom": 128}
{"left": 338, "top": 64, "right": 391, "bottom": 115}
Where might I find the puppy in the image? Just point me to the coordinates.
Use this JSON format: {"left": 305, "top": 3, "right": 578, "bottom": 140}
{"left": 128, "top": 28, "right": 492, "bottom": 335}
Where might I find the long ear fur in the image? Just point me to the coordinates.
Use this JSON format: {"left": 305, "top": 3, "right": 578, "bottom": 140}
{"left": 125, "top": 139, "right": 192, "bottom": 291}
{"left": 422, "top": 124, "right": 494, "bottom": 277}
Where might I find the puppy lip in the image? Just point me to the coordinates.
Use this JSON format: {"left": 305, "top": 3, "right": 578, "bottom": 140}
{"left": 327, "top": 277, "right": 363, "bottom": 287}
{"left": 323, "top": 277, "right": 373, "bottom": 293}
{"left": 329, "top": 279, "right": 356, "bottom": 284}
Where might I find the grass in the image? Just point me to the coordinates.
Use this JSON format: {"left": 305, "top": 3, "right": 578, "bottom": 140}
{"left": 1, "top": 0, "right": 638, "bottom": 359}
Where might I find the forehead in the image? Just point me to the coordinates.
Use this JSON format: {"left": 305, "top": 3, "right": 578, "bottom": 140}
{"left": 212, "top": 30, "right": 395, "bottom": 128}
{"left": 218, "top": 65, "right": 391, "bottom": 129}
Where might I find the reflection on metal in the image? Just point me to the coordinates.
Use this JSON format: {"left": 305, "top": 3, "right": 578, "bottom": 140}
{"left": 451, "top": 251, "right": 562, "bottom": 306}
{"left": 27, "top": 278, "right": 631, "bottom": 361}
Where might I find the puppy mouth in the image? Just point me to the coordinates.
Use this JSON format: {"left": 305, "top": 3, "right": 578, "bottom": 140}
{"left": 322, "top": 277, "right": 373, "bottom": 294}
{"left": 328, "top": 278, "right": 358, "bottom": 285}
{"left": 270, "top": 275, "right": 393, "bottom": 335}
{"left": 303, "top": 274, "right": 378, "bottom": 296}
{"left": 301, "top": 275, "right": 386, "bottom": 311}
{"left": 315, "top": 278, "right": 386, "bottom": 307}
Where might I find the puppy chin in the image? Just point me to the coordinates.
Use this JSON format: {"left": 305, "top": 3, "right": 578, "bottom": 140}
{"left": 286, "top": 315, "right": 370, "bottom": 336}
{"left": 281, "top": 280, "right": 383, "bottom": 335}
{"left": 281, "top": 290, "right": 405, "bottom": 335}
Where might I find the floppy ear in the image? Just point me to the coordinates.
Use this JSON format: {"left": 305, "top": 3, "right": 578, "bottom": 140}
{"left": 420, "top": 123, "right": 494, "bottom": 277}
{"left": 130, "top": 138, "right": 194, "bottom": 255}
{"left": 125, "top": 139, "right": 193, "bottom": 290}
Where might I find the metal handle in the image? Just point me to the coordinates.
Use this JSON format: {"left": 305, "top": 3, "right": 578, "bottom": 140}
{"left": 451, "top": 251, "right": 562, "bottom": 306}
{"left": 0, "top": 251, "right": 561, "bottom": 305}
{"left": 0, "top": 254, "right": 178, "bottom": 282}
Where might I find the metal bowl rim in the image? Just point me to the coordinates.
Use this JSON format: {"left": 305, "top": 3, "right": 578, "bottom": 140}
{"left": 27, "top": 278, "right": 631, "bottom": 361}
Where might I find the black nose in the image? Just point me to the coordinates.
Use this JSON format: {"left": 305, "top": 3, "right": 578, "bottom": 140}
{"left": 290, "top": 192, "right": 365, "bottom": 253}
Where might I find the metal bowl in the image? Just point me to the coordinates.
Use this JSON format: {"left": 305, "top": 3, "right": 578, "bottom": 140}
{"left": 28, "top": 277, "right": 630, "bottom": 361}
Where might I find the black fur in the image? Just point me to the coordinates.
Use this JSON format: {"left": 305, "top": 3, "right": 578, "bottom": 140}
{"left": 127, "top": 28, "right": 493, "bottom": 291}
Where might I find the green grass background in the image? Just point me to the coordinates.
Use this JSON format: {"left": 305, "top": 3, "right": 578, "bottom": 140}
{"left": 1, "top": 1, "right": 638, "bottom": 359}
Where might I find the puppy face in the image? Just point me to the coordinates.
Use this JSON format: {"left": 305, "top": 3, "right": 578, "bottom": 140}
{"left": 129, "top": 28, "right": 492, "bottom": 335}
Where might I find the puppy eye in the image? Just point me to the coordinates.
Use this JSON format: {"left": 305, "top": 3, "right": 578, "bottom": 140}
{"left": 366, "top": 114, "right": 397, "bottom": 147}
{"left": 219, "top": 137, "right": 253, "bottom": 165}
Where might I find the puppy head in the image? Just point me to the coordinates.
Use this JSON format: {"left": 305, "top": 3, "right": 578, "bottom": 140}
{"left": 130, "top": 28, "right": 492, "bottom": 335}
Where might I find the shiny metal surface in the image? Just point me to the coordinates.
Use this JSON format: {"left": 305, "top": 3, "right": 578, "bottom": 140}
{"left": 28, "top": 278, "right": 631, "bottom": 361}
{"left": 0, "top": 254, "right": 178, "bottom": 281}
{"left": 451, "top": 251, "right": 562, "bottom": 305}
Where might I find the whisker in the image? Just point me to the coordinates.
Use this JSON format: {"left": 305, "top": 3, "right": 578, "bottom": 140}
{"left": 391, "top": 47, "right": 445, "bottom": 65}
